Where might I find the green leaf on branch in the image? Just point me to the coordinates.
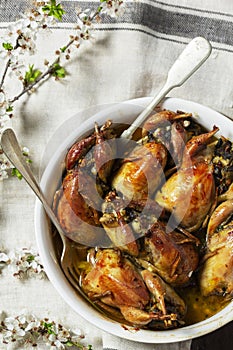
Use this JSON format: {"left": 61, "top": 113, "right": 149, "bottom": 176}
{"left": 26, "top": 255, "right": 35, "bottom": 263}
{"left": 64, "top": 340, "right": 74, "bottom": 347}
{"left": 42, "top": 0, "right": 65, "bottom": 21}
{"left": 11, "top": 168, "right": 23, "bottom": 180}
{"left": 98, "top": 0, "right": 107, "bottom": 13}
{"left": 6, "top": 105, "right": 13, "bottom": 112}
{"left": 65, "top": 341, "right": 93, "bottom": 349}
{"left": 2, "top": 42, "right": 13, "bottom": 51}
{"left": 42, "top": 321, "right": 56, "bottom": 335}
{"left": 24, "top": 65, "right": 42, "bottom": 86}
{"left": 60, "top": 46, "right": 67, "bottom": 53}
{"left": 52, "top": 63, "right": 66, "bottom": 79}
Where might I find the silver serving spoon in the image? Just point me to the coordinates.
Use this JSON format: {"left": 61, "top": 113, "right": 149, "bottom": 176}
{"left": 0, "top": 128, "right": 90, "bottom": 292}
{"left": 121, "top": 36, "right": 212, "bottom": 139}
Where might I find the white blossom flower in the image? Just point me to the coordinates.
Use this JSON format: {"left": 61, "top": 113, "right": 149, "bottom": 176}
{"left": 78, "top": 25, "right": 93, "bottom": 41}
{"left": 75, "top": 15, "right": 94, "bottom": 42}
{"left": 0, "top": 170, "right": 8, "bottom": 180}
{"left": 22, "top": 146, "right": 29, "bottom": 154}
{"left": 0, "top": 143, "right": 30, "bottom": 180}
{"left": 101, "top": 0, "right": 126, "bottom": 18}
{"left": 0, "top": 147, "right": 13, "bottom": 180}
{"left": 7, "top": 248, "right": 46, "bottom": 279}
{"left": 0, "top": 153, "right": 14, "bottom": 168}
{"left": 0, "top": 91, "right": 11, "bottom": 127}
{"left": 55, "top": 340, "right": 66, "bottom": 349}
{"left": 0, "top": 252, "right": 9, "bottom": 262}
{"left": 78, "top": 8, "right": 96, "bottom": 23}
{"left": 18, "top": 36, "right": 37, "bottom": 55}
{"left": 0, "top": 46, "right": 11, "bottom": 60}
{"left": 71, "top": 327, "right": 83, "bottom": 340}
{"left": 24, "top": 317, "right": 40, "bottom": 332}
{"left": 3, "top": 316, "right": 26, "bottom": 342}
{"left": 0, "top": 311, "right": 89, "bottom": 349}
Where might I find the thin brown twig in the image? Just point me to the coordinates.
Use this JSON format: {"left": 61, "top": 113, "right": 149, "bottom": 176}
{"left": 9, "top": 65, "right": 55, "bottom": 103}
{"left": 0, "top": 59, "right": 11, "bottom": 90}
{"left": 9, "top": 37, "right": 76, "bottom": 104}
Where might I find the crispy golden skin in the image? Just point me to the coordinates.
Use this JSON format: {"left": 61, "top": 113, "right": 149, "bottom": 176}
{"left": 200, "top": 222, "right": 233, "bottom": 297}
{"left": 200, "top": 199, "right": 233, "bottom": 297}
{"left": 156, "top": 127, "right": 218, "bottom": 231}
{"left": 141, "top": 222, "right": 199, "bottom": 286}
{"left": 53, "top": 169, "right": 106, "bottom": 246}
{"left": 112, "top": 141, "right": 167, "bottom": 201}
{"left": 156, "top": 162, "right": 216, "bottom": 231}
{"left": 81, "top": 248, "right": 185, "bottom": 326}
{"left": 82, "top": 249, "right": 150, "bottom": 309}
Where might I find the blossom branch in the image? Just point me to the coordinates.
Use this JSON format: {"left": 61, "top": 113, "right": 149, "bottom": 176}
{"left": 9, "top": 7, "right": 102, "bottom": 103}
{"left": 0, "top": 59, "right": 11, "bottom": 90}
{"left": 0, "top": 0, "right": 127, "bottom": 181}
{"left": 0, "top": 248, "right": 46, "bottom": 279}
{"left": 10, "top": 59, "right": 59, "bottom": 103}
{"left": 0, "top": 311, "right": 92, "bottom": 349}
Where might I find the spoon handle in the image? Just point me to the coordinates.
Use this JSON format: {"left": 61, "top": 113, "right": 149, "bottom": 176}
{"left": 121, "top": 37, "right": 212, "bottom": 139}
{"left": 0, "top": 128, "right": 63, "bottom": 237}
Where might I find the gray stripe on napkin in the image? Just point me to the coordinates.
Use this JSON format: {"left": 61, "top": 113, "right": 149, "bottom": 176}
{"left": 0, "top": 0, "right": 233, "bottom": 52}
{"left": 152, "top": 0, "right": 233, "bottom": 18}
{"left": 0, "top": 0, "right": 30, "bottom": 22}
{"left": 94, "top": 27, "right": 233, "bottom": 54}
